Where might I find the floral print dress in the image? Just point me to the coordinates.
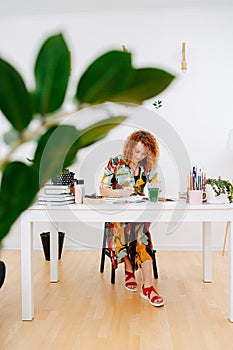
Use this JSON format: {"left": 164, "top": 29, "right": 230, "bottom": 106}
{"left": 100, "top": 155, "right": 158, "bottom": 270}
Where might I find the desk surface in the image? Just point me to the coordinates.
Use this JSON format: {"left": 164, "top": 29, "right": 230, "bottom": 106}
{"left": 26, "top": 202, "right": 233, "bottom": 224}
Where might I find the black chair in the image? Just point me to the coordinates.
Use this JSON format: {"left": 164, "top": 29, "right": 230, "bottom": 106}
{"left": 100, "top": 224, "right": 158, "bottom": 284}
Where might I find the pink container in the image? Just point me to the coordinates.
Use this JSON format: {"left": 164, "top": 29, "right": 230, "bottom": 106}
{"left": 189, "top": 190, "right": 205, "bottom": 204}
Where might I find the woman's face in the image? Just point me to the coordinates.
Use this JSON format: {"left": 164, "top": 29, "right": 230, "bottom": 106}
{"left": 131, "top": 141, "right": 147, "bottom": 165}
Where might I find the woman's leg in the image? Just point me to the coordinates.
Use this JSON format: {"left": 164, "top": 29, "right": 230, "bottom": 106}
{"left": 141, "top": 259, "right": 164, "bottom": 306}
{"left": 141, "top": 259, "right": 153, "bottom": 287}
{"left": 124, "top": 255, "right": 134, "bottom": 272}
{"left": 135, "top": 238, "right": 164, "bottom": 306}
{"left": 124, "top": 255, "right": 138, "bottom": 291}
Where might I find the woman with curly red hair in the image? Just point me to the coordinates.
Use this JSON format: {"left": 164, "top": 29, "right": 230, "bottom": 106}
{"left": 100, "top": 130, "right": 164, "bottom": 307}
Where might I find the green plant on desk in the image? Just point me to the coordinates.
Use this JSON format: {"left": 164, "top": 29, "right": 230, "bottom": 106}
{"left": 206, "top": 177, "right": 233, "bottom": 203}
{"left": 0, "top": 33, "right": 175, "bottom": 242}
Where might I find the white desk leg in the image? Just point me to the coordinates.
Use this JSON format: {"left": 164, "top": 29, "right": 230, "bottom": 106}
{"left": 50, "top": 225, "right": 59, "bottom": 282}
{"left": 20, "top": 211, "right": 34, "bottom": 320}
{"left": 203, "top": 222, "right": 212, "bottom": 282}
{"left": 228, "top": 221, "right": 233, "bottom": 322}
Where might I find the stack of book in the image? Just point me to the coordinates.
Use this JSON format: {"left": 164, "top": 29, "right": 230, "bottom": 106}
{"left": 38, "top": 184, "right": 75, "bottom": 206}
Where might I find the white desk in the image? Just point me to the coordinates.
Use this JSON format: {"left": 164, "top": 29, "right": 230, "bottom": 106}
{"left": 20, "top": 202, "right": 233, "bottom": 322}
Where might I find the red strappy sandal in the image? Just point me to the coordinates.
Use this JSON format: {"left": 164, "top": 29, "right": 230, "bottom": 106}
{"left": 124, "top": 270, "right": 138, "bottom": 292}
{"left": 140, "top": 285, "right": 164, "bottom": 307}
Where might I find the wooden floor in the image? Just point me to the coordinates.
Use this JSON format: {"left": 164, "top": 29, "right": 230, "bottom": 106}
{"left": 0, "top": 249, "right": 233, "bottom": 350}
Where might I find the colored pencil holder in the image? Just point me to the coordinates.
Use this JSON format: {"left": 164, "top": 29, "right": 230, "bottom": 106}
{"left": 189, "top": 190, "right": 206, "bottom": 205}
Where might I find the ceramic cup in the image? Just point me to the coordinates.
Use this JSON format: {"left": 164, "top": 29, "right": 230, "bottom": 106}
{"left": 189, "top": 190, "right": 206, "bottom": 204}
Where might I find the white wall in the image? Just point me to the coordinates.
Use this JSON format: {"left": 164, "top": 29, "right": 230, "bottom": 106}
{"left": 1, "top": 6, "right": 233, "bottom": 250}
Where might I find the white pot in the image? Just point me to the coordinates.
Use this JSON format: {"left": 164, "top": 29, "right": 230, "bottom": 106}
{"left": 205, "top": 184, "right": 229, "bottom": 204}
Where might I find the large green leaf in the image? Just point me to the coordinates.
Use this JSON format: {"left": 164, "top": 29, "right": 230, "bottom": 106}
{"left": 75, "top": 51, "right": 133, "bottom": 105}
{"left": 33, "top": 116, "right": 127, "bottom": 186}
{"left": 75, "top": 50, "right": 175, "bottom": 106}
{"left": 0, "top": 58, "right": 33, "bottom": 131}
{"left": 0, "top": 162, "right": 39, "bottom": 242}
{"left": 63, "top": 115, "right": 127, "bottom": 166}
{"left": 110, "top": 68, "right": 175, "bottom": 104}
{"left": 33, "top": 33, "right": 71, "bottom": 115}
{"left": 75, "top": 116, "right": 127, "bottom": 149}
{"left": 32, "top": 125, "right": 80, "bottom": 186}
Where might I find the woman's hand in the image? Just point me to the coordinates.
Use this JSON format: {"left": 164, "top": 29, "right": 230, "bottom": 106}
{"left": 118, "top": 185, "right": 134, "bottom": 197}
{"left": 99, "top": 184, "right": 134, "bottom": 197}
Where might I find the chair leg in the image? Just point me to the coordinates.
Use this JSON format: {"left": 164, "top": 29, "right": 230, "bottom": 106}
{"left": 100, "top": 224, "right": 107, "bottom": 273}
{"left": 100, "top": 224, "right": 117, "bottom": 284}
{"left": 152, "top": 250, "right": 158, "bottom": 279}
{"left": 100, "top": 248, "right": 106, "bottom": 273}
{"left": 111, "top": 265, "right": 115, "bottom": 284}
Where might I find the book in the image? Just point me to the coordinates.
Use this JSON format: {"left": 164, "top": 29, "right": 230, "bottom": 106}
{"left": 38, "top": 200, "right": 75, "bottom": 206}
{"left": 38, "top": 195, "right": 75, "bottom": 205}
{"left": 38, "top": 198, "right": 74, "bottom": 202}
{"left": 40, "top": 184, "right": 71, "bottom": 195}
{"left": 38, "top": 186, "right": 75, "bottom": 205}
{"left": 38, "top": 194, "right": 75, "bottom": 202}
{"left": 43, "top": 184, "right": 70, "bottom": 189}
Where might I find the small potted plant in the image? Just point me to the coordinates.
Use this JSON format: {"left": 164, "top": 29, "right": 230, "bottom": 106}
{"left": 205, "top": 176, "right": 233, "bottom": 204}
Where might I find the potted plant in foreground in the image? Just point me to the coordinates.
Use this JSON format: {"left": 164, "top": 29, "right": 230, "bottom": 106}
{"left": 205, "top": 177, "right": 233, "bottom": 204}
{"left": 0, "top": 33, "right": 175, "bottom": 244}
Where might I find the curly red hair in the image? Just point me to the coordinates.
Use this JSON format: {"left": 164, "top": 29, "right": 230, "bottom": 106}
{"left": 123, "top": 130, "right": 159, "bottom": 171}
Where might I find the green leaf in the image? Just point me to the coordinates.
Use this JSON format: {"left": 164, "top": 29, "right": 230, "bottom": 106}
{"left": 0, "top": 58, "right": 33, "bottom": 131}
{"left": 0, "top": 162, "right": 39, "bottom": 242}
{"left": 75, "top": 50, "right": 175, "bottom": 106}
{"left": 61, "top": 116, "right": 127, "bottom": 167}
{"left": 32, "top": 116, "right": 126, "bottom": 186}
{"left": 33, "top": 33, "right": 71, "bottom": 115}
{"left": 76, "top": 116, "right": 127, "bottom": 149}
{"left": 75, "top": 51, "right": 133, "bottom": 105}
{"left": 32, "top": 125, "right": 80, "bottom": 186}
{"left": 110, "top": 68, "right": 175, "bottom": 104}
